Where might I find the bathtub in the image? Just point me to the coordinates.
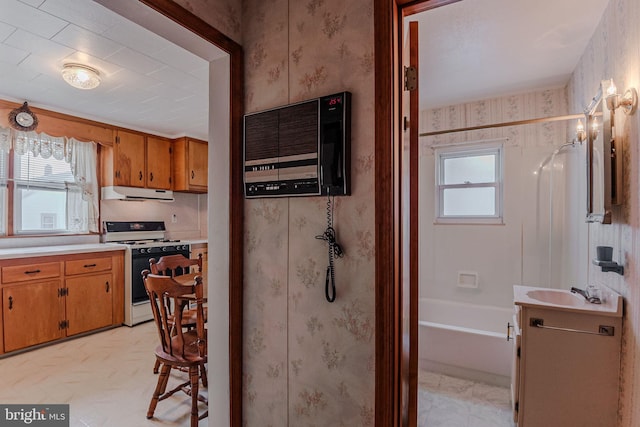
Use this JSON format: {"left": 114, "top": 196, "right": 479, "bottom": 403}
{"left": 419, "top": 297, "right": 513, "bottom": 386}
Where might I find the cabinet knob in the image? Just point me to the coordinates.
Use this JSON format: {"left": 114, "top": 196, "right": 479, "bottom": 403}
{"left": 8, "top": 296, "right": 13, "bottom": 310}
{"left": 149, "top": 172, "right": 154, "bottom": 182}
{"left": 106, "top": 281, "right": 110, "bottom": 293}
{"left": 191, "top": 170, "right": 195, "bottom": 179}
{"left": 139, "top": 171, "right": 143, "bottom": 181}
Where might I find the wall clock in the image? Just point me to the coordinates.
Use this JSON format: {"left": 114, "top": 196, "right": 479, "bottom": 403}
{"left": 8, "top": 102, "right": 39, "bottom": 132}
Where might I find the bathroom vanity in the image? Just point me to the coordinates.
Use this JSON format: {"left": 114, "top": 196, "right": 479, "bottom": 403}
{"left": 511, "top": 285, "right": 623, "bottom": 427}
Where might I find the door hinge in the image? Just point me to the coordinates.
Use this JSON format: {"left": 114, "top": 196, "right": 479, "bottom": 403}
{"left": 115, "top": 136, "right": 120, "bottom": 144}
{"left": 517, "top": 347, "right": 521, "bottom": 358}
{"left": 58, "top": 320, "right": 69, "bottom": 330}
{"left": 403, "top": 116, "right": 409, "bottom": 131}
{"left": 404, "top": 66, "right": 417, "bottom": 91}
{"left": 515, "top": 401, "right": 519, "bottom": 413}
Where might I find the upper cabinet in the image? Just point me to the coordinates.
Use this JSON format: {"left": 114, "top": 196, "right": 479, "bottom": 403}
{"left": 172, "top": 137, "right": 208, "bottom": 193}
{"left": 113, "top": 130, "right": 145, "bottom": 187}
{"left": 146, "top": 136, "right": 172, "bottom": 190}
{"left": 102, "top": 130, "right": 172, "bottom": 190}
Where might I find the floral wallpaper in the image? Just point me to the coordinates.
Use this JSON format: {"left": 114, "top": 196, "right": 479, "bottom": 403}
{"left": 567, "top": 0, "right": 640, "bottom": 425}
{"left": 243, "top": 0, "right": 375, "bottom": 426}
{"left": 172, "top": 0, "right": 242, "bottom": 43}
{"left": 172, "top": 0, "right": 374, "bottom": 424}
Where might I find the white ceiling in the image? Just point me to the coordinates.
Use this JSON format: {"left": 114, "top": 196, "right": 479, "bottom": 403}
{"left": 411, "top": 0, "right": 610, "bottom": 111}
{"left": 0, "top": 0, "right": 610, "bottom": 137}
{"left": 0, "top": 0, "right": 225, "bottom": 141}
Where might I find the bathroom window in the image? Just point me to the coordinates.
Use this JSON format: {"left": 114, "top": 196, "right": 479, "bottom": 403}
{"left": 435, "top": 144, "right": 503, "bottom": 224}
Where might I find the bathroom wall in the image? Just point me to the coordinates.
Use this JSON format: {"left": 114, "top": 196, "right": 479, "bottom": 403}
{"left": 100, "top": 192, "right": 207, "bottom": 240}
{"left": 419, "top": 87, "right": 586, "bottom": 309}
{"left": 566, "top": 0, "right": 640, "bottom": 424}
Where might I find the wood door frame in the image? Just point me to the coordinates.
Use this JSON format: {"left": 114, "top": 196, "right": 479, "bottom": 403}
{"left": 138, "top": 2, "right": 244, "bottom": 426}
{"left": 374, "top": 0, "right": 463, "bottom": 425}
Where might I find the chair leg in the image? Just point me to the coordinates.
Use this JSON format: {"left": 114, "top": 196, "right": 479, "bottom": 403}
{"left": 200, "top": 363, "right": 208, "bottom": 388}
{"left": 148, "top": 363, "right": 171, "bottom": 419}
{"left": 153, "top": 359, "right": 161, "bottom": 374}
{"left": 189, "top": 366, "right": 200, "bottom": 427}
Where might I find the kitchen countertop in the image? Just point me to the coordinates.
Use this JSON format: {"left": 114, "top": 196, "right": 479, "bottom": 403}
{"left": 0, "top": 243, "right": 125, "bottom": 260}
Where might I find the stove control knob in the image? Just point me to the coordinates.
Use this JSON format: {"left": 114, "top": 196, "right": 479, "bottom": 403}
{"left": 162, "top": 247, "right": 167, "bottom": 252}
{"left": 139, "top": 248, "right": 146, "bottom": 254}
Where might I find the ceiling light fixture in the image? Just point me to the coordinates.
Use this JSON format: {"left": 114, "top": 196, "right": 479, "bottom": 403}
{"left": 61, "top": 63, "right": 101, "bottom": 90}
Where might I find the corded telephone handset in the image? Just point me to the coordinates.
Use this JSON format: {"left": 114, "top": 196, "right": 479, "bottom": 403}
{"left": 320, "top": 121, "right": 344, "bottom": 193}
{"left": 316, "top": 92, "right": 350, "bottom": 302}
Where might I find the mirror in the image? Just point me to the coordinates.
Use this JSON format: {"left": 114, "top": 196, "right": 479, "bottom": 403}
{"left": 585, "top": 80, "right": 619, "bottom": 224}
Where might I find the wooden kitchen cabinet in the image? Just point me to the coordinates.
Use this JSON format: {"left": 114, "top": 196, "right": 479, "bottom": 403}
{"left": 102, "top": 131, "right": 172, "bottom": 190}
{"left": 65, "top": 273, "right": 113, "bottom": 336}
{"left": 113, "top": 130, "right": 146, "bottom": 187}
{"left": 2, "top": 279, "right": 65, "bottom": 352}
{"left": 146, "top": 136, "right": 172, "bottom": 189}
{"left": 65, "top": 255, "right": 115, "bottom": 336}
{"left": 172, "top": 137, "right": 208, "bottom": 193}
{"left": 0, "top": 251, "right": 124, "bottom": 354}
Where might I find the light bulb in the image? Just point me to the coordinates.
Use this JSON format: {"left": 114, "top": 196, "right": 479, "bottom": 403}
{"left": 607, "top": 79, "right": 617, "bottom": 97}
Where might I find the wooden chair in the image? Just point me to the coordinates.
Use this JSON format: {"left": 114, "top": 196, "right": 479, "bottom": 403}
{"left": 149, "top": 254, "right": 206, "bottom": 376}
{"left": 142, "top": 270, "right": 208, "bottom": 427}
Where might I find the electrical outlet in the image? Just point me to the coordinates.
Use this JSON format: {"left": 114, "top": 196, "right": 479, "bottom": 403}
{"left": 171, "top": 214, "right": 178, "bottom": 223}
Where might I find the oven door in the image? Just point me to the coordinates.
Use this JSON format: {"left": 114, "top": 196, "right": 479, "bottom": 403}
{"left": 131, "top": 247, "right": 191, "bottom": 304}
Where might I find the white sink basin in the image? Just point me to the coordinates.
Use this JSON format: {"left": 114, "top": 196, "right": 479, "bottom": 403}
{"left": 526, "top": 289, "right": 584, "bottom": 307}
{"left": 514, "top": 285, "right": 623, "bottom": 317}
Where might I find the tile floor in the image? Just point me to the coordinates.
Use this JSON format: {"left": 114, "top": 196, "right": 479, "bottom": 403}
{"left": 418, "top": 370, "right": 515, "bottom": 427}
{"left": 1, "top": 323, "right": 513, "bottom": 427}
{"left": 0, "top": 322, "right": 208, "bottom": 426}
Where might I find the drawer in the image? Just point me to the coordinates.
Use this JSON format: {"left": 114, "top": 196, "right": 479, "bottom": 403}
{"left": 2, "top": 262, "right": 62, "bottom": 283}
{"left": 65, "top": 257, "right": 112, "bottom": 276}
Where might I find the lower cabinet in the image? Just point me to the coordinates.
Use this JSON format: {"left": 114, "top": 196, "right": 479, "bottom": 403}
{"left": 2, "top": 280, "right": 65, "bottom": 352}
{"left": 66, "top": 273, "right": 113, "bottom": 336}
{"left": 0, "top": 250, "right": 124, "bottom": 354}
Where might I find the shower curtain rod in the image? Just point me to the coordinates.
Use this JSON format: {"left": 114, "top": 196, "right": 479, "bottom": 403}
{"left": 420, "top": 113, "right": 584, "bottom": 137}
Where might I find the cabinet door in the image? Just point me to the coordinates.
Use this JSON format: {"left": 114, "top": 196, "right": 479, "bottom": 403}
{"left": 146, "top": 136, "right": 172, "bottom": 190}
{"left": 115, "top": 130, "right": 145, "bottom": 187}
{"left": 3, "top": 280, "right": 64, "bottom": 352}
{"left": 65, "top": 273, "right": 113, "bottom": 336}
{"left": 188, "top": 139, "right": 208, "bottom": 188}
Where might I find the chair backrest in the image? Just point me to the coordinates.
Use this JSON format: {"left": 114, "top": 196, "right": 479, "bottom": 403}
{"left": 142, "top": 270, "right": 206, "bottom": 360}
{"left": 149, "top": 253, "right": 202, "bottom": 277}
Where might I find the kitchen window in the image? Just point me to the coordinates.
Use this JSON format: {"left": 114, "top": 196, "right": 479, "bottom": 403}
{"left": 0, "top": 147, "right": 7, "bottom": 236}
{"left": 0, "top": 129, "right": 99, "bottom": 236}
{"left": 435, "top": 144, "right": 503, "bottom": 224}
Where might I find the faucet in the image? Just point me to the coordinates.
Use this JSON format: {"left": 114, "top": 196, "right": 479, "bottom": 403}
{"left": 570, "top": 287, "right": 602, "bottom": 304}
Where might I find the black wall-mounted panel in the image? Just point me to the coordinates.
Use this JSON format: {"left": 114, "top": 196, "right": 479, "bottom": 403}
{"left": 244, "top": 92, "right": 351, "bottom": 198}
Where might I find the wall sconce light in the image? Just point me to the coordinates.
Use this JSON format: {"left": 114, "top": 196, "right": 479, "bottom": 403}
{"left": 590, "top": 116, "right": 600, "bottom": 141}
{"left": 61, "top": 63, "right": 101, "bottom": 90}
{"left": 576, "top": 119, "right": 586, "bottom": 143}
{"left": 605, "top": 79, "right": 637, "bottom": 115}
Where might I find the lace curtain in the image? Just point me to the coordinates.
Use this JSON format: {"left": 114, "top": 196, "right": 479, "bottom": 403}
{"left": 0, "top": 127, "right": 99, "bottom": 233}
{"left": 67, "top": 138, "right": 99, "bottom": 233}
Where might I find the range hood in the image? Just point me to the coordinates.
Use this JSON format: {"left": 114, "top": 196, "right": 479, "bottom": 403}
{"left": 101, "top": 186, "right": 175, "bottom": 202}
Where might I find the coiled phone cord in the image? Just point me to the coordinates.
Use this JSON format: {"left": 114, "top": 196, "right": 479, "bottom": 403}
{"left": 316, "top": 194, "right": 344, "bottom": 302}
